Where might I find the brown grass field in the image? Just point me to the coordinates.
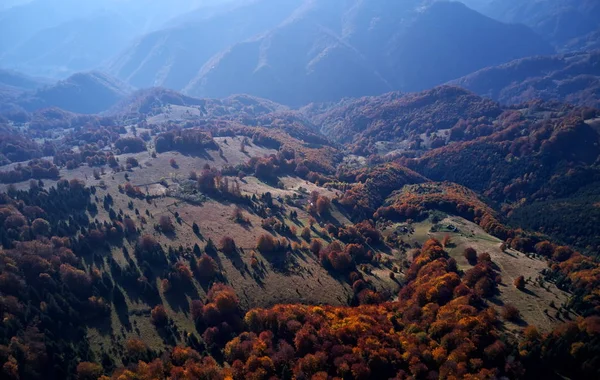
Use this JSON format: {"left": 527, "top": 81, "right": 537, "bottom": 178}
{"left": 0, "top": 131, "right": 575, "bottom": 360}
{"left": 383, "top": 216, "right": 574, "bottom": 334}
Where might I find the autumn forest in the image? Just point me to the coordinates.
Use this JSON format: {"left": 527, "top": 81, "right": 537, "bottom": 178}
{"left": 2, "top": 0, "right": 600, "bottom": 379}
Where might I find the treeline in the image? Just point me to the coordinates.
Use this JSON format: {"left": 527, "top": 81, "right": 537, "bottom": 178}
{"left": 103, "top": 239, "right": 519, "bottom": 379}
{"left": 109, "top": 238, "right": 600, "bottom": 380}
{"left": 0, "top": 180, "right": 100, "bottom": 379}
{"left": 0, "top": 159, "right": 59, "bottom": 184}
{"left": 0, "top": 128, "right": 49, "bottom": 165}
{"left": 375, "top": 182, "right": 511, "bottom": 239}
{"left": 309, "top": 86, "right": 502, "bottom": 150}
{"left": 410, "top": 109, "right": 600, "bottom": 204}
{"left": 339, "top": 162, "right": 428, "bottom": 220}
{"left": 214, "top": 124, "right": 341, "bottom": 175}
{"left": 155, "top": 128, "right": 218, "bottom": 154}
{"left": 508, "top": 186, "right": 600, "bottom": 252}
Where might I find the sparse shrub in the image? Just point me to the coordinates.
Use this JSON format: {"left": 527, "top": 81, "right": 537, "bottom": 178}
{"left": 232, "top": 207, "right": 248, "bottom": 224}
{"left": 197, "top": 254, "right": 217, "bottom": 280}
{"left": 256, "top": 234, "right": 278, "bottom": 255}
{"left": 514, "top": 275, "right": 525, "bottom": 290}
{"left": 464, "top": 247, "right": 477, "bottom": 263}
{"left": 316, "top": 196, "right": 331, "bottom": 216}
{"left": 161, "top": 278, "right": 171, "bottom": 293}
{"left": 220, "top": 236, "right": 237, "bottom": 256}
{"left": 309, "top": 239, "right": 322, "bottom": 255}
{"left": 159, "top": 215, "right": 175, "bottom": 233}
{"left": 126, "top": 157, "right": 139, "bottom": 167}
{"left": 501, "top": 304, "right": 521, "bottom": 322}
{"left": 139, "top": 234, "right": 159, "bottom": 252}
{"left": 301, "top": 227, "right": 311, "bottom": 241}
{"left": 151, "top": 305, "right": 169, "bottom": 326}
{"left": 124, "top": 217, "right": 137, "bottom": 235}
{"left": 76, "top": 362, "right": 103, "bottom": 380}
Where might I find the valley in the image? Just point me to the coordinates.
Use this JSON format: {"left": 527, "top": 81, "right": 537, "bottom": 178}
{"left": 1, "top": 85, "right": 599, "bottom": 378}
{"left": 1, "top": 1, "right": 600, "bottom": 379}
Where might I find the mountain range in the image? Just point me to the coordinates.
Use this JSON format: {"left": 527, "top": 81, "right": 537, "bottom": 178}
{"left": 109, "top": 0, "right": 554, "bottom": 105}
{"left": 472, "top": 0, "right": 600, "bottom": 49}
{"left": 0, "top": 0, "right": 243, "bottom": 78}
{"left": 1, "top": 0, "right": 599, "bottom": 111}
{"left": 1, "top": 1, "right": 600, "bottom": 378}
{"left": 451, "top": 50, "right": 600, "bottom": 108}
{"left": 0, "top": 0, "right": 561, "bottom": 107}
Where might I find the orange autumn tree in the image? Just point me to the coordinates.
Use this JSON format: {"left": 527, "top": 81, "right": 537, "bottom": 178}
{"left": 123, "top": 238, "right": 523, "bottom": 379}
{"left": 514, "top": 275, "right": 526, "bottom": 290}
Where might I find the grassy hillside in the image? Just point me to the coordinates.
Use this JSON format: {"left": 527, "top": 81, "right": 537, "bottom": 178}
{"left": 0, "top": 86, "right": 599, "bottom": 379}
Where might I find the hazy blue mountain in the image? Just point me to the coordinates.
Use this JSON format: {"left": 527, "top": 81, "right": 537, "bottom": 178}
{"left": 474, "top": 0, "right": 600, "bottom": 50}
{"left": 0, "top": 0, "right": 561, "bottom": 106}
{"left": 107, "top": 0, "right": 304, "bottom": 90}
{"left": 184, "top": 0, "right": 393, "bottom": 105}
{"left": 1, "top": 11, "right": 135, "bottom": 78}
{"left": 0, "top": 0, "right": 241, "bottom": 78}
{"left": 0, "top": 69, "right": 52, "bottom": 107}
{"left": 18, "top": 71, "right": 134, "bottom": 114}
{"left": 450, "top": 50, "right": 600, "bottom": 108}
{"left": 184, "top": 0, "right": 553, "bottom": 104}
{"left": 0, "top": 69, "right": 51, "bottom": 91}
{"left": 0, "top": 0, "right": 100, "bottom": 54}
{"left": 380, "top": 1, "right": 553, "bottom": 91}
{"left": 565, "top": 29, "right": 600, "bottom": 52}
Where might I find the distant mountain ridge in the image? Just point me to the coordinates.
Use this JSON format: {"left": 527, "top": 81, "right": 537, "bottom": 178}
{"left": 0, "top": 69, "right": 52, "bottom": 106}
{"left": 450, "top": 50, "right": 600, "bottom": 108}
{"left": 108, "top": 0, "right": 553, "bottom": 106}
{"left": 1, "top": 11, "right": 135, "bottom": 78}
{"left": 0, "top": 71, "right": 134, "bottom": 114}
{"left": 473, "top": 0, "right": 600, "bottom": 50}
{"left": 0, "top": 0, "right": 245, "bottom": 78}
{"left": 106, "top": 0, "right": 304, "bottom": 90}
{"left": 0, "top": 68, "right": 50, "bottom": 91}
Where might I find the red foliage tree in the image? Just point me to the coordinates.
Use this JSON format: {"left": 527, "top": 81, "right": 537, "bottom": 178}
{"left": 139, "top": 234, "right": 159, "bottom": 252}
{"left": 256, "top": 234, "right": 278, "bottom": 255}
{"left": 196, "top": 254, "right": 217, "bottom": 280}
{"left": 220, "top": 236, "right": 237, "bottom": 256}
{"left": 464, "top": 247, "right": 477, "bottom": 263}
{"left": 159, "top": 215, "right": 175, "bottom": 233}
{"left": 76, "top": 362, "right": 103, "bottom": 380}
{"left": 316, "top": 196, "right": 331, "bottom": 216}
{"left": 501, "top": 304, "right": 521, "bottom": 322}
{"left": 514, "top": 275, "right": 526, "bottom": 290}
{"left": 31, "top": 218, "right": 50, "bottom": 236}
{"left": 301, "top": 227, "right": 311, "bottom": 241}
{"left": 309, "top": 239, "right": 322, "bottom": 256}
{"left": 151, "top": 305, "right": 169, "bottom": 326}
